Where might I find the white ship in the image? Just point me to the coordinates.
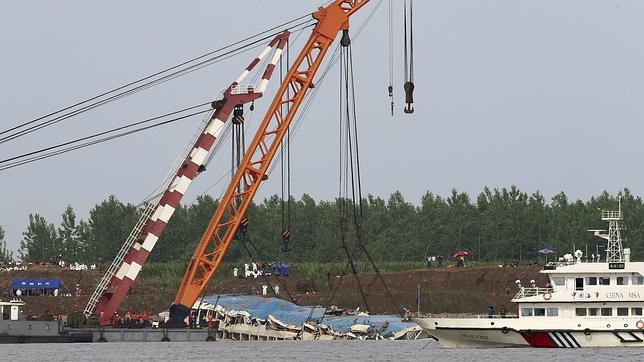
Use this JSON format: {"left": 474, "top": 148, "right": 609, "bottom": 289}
{"left": 414, "top": 201, "right": 644, "bottom": 348}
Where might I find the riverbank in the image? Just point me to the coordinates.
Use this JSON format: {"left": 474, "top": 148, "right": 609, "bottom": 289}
{"left": 1, "top": 263, "right": 546, "bottom": 317}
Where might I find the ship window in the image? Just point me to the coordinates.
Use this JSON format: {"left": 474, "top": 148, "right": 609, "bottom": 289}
{"left": 617, "top": 308, "right": 628, "bottom": 316}
{"left": 534, "top": 308, "right": 545, "bottom": 316}
{"left": 588, "top": 308, "right": 599, "bottom": 316}
{"left": 546, "top": 308, "right": 558, "bottom": 317}
{"left": 599, "top": 277, "right": 610, "bottom": 285}
{"left": 575, "top": 278, "right": 584, "bottom": 291}
{"left": 552, "top": 277, "right": 565, "bottom": 286}
{"left": 601, "top": 308, "right": 612, "bottom": 316}
{"left": 631, "top": 308, "right": 643, "bottom": 316}
{"left": 521, "top": 308, "right": 533, "bottom": 317}
{"left": 633, "top": 275, "right": 644, "bottom": 285}
{"left": 575, "top": 308, "right": 587, "bottom": 316}
{"left": 616, "top": 276, "right": 628, "bottom": 285}
{"left": 585, "top": 277, "right": 597, "bottom": 285}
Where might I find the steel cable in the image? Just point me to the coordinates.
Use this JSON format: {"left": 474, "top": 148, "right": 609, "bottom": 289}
{"left": 0, "top": 17, "right": 313, "bottom": 144}
{"left": 0, "top": 107, "right": 212, "bottom": 172}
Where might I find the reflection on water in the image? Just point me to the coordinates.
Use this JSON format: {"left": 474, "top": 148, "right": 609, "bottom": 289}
{"left": 2, "top": 340, "right": 642, "bottom": 362}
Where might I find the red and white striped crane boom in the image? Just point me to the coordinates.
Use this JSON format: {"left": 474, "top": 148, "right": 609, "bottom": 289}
{"left": 84, "top": 32, "right": 289, "bottom": 325}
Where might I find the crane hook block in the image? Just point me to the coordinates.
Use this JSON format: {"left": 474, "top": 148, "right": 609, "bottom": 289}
{"left": 403, "top": 81, "right": 415, "bottom": 114}
{"left": 282, "top": 229, "right": 291, "bottom": 252}
{"left": 388, "top": 85, "right": 394, "bottom": 116}
{"left": 340, "top": 29, "right": 351, "bottom": 47}
{"left": 240, "top": 218, "right": 249, "bottom": 233}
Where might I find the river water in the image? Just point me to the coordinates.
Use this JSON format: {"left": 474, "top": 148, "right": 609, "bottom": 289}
{"left": 2, "top": 340, "right": 641, "bottom": 361}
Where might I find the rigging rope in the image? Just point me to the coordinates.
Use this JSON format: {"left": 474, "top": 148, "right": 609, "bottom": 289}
{"left": 236, "top": 221, "right": 299, "bottom": 305}
{"left": 236, "top": 222, "right": 279, "bottom": 298}
{"left": 336, "top": 36, "right": 404, "bottom": 316}
{"left": 229, "top": 101, "right": 298, "bottom": 304}
{"left": 0, "top": 105, "right": 211, "bottom": 172}
{"left": 338, "top": 41, "right": 371, "bottom": 313}
{"left": 388, "top": 0, "right": 394, "bottom": 116}
{"left": 279, "top": 40, "right": 293, "bottom": 253}
{"left": 0, "top": 17, "right": 313, "bottom": 144}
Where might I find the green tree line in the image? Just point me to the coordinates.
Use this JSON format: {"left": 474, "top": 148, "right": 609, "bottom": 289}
{"left": 9, "top": 187, "right": 644, "bottom": 265}
{"left": 0, "top": 226, "right": 13, "bottom": 262}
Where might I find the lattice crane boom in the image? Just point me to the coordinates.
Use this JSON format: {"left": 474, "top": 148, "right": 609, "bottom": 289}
{"left": 85, "top": 32, "right": 289, "bottom": 325}
{"left": 167, "top": 0, "right": 370, "bottom": 324}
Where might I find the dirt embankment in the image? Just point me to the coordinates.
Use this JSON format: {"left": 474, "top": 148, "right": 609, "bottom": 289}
{"left": 212, "top": 265, "right": 548, "bottom": 315}
{"left": 0, "top": 265, "right": 168, "bottom": 317}
{"left": 1, "top": 265, "right": 547, "bottom": 317}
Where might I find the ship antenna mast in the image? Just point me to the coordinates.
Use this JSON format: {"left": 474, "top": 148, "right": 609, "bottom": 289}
{"left": 603, "top": 196, "right": 624, "bottom": 263}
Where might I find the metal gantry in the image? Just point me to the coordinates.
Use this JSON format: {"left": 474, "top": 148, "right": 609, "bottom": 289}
{"left": 591, "top": 198, "right": 625, "bottom": 263}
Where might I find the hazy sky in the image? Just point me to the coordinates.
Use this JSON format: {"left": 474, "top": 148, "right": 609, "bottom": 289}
{"left": 2, "top": 0, "right": 644, "bottom": 253}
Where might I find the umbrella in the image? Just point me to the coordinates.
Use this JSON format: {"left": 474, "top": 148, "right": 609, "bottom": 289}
{"left": 538, "top": 247, "right": 555, "bottom": 264}
{"left": 453, "top": 250, "right": 469, "bottom": 258}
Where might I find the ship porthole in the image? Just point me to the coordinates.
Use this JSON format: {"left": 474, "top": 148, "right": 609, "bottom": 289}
{"left": 434, "top": 322, "right": 438, "bottom": 326}
{"left": 584, "top": 328, "right": 591, "bottom": 336}
{"left": 606, "top": 324, "right": 611, "bottom": 328}
{"left": 577, "top": 324, "right": 581, "bottom": 327}
{"left": 624, "top": 324, "right": 628, "bottom": 328}
{"left": 501, "top": 327, "right": 509, "bottom": 334}
{"left": 490, "top": 322, "right": 495, "bottom": 326}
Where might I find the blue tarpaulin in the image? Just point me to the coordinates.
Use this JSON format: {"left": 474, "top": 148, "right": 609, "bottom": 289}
{"left": 11, "top": 278, "right": 61, "bottom": 290}
{"left": 203, "top": 295, "right": 415, "bottom": 335}
{"left": 270, "top": 263, "right": 289, "bottom": 276}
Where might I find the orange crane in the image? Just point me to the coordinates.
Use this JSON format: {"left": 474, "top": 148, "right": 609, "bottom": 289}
{"left": 166, "top": 0, "right": 371, "bottom": 325}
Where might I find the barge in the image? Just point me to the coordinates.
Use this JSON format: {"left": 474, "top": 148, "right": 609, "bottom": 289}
{"left": 1, "top": 299, "right": 92, "bottom": 343}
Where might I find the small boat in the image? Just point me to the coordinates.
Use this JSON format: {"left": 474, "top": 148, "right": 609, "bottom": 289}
{"left": 414, "top": 202, "right": 644, "bottom": 348}
{"left": 0, "top": 299, "right": 92, "bottom": 343}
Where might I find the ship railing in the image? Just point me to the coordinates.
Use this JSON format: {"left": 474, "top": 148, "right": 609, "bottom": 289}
{"left": 467, "top": 314, "right": 519, "bottom": 319}
{"left": 416, "top": 313, "right": 519, "bottom": 319}
{"left": 544, "top": 260, "right": 576, "bottom": 269}
{"left": 601, "top": 210, "right": 622, "bottom": 220}
{"left": 545, "top": 259, "right": 610, "bottom": 270}
{"left": 513, "top": 287, "right": 554, "bottom": 299}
